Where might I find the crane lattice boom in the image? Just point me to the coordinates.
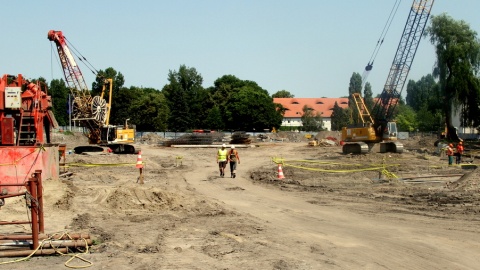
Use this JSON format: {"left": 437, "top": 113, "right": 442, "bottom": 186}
{"left": 373, "top": 0, "right": 434, "bottom": 126}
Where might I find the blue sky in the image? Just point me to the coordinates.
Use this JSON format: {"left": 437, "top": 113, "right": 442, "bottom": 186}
{"left": 1, "top": 1, "right": 479, "bottom": 98}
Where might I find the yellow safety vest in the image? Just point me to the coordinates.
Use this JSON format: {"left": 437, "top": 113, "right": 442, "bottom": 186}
{"left": 218, "top": 149, "right": 227, "bottom": 161}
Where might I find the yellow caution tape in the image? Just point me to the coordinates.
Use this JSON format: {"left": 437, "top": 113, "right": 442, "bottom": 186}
{"left": 65, "top": 162, "right": 145, "bottom": 167}
{"left": 273, "top": 157, "right": 399, "bottom": 173}
{"left": 284, "top": 162, "right": 395, "bottom": 173}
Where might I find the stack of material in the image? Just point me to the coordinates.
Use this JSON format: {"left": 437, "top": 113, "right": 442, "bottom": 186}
{"left": 164, "top": 133, "right": 214, "bottom": 146}
{"left": 0, "top": 233, "right": 92, "bottom": 258}
{"left": 230, "top": 132, "right": 251, "bottom": 144}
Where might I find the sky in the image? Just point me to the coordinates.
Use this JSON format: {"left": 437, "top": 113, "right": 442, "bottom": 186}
{"left": 1, "top": 1, "right": 479, "bottom": 99}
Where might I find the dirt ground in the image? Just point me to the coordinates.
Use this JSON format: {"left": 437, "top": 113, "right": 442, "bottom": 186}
{"left": 2, "top": 132, "right": 480, "bottom": 269}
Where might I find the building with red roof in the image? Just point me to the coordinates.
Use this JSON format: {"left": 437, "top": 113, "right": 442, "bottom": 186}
{"left": 273, "top": 97, "right": 349, "bottom": 131}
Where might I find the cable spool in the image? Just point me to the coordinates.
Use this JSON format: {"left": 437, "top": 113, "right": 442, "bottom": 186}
{"left": 91, "top": 96, "right": 107, "bottom": 123}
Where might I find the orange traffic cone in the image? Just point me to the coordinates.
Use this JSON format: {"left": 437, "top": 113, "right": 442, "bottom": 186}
{"left": 136, "top": 151, "right": 143, "bottom": 169}
{"left": 277, "top": 163, "right": 285, "bottom": 180}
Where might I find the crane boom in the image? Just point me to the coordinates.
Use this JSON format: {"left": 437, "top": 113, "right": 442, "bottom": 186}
{"left": 373, "top": 0, "right": 434, "bottom": 127}
{"left": 48, "top": 30, "right": 108, "bottom": 143}
{"left": 47, "top": 30, "right": 90, "bottom": 98}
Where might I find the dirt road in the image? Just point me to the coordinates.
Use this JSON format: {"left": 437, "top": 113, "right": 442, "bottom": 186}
{"left": 2, "top": 139, "right": 480, "bottom": 269}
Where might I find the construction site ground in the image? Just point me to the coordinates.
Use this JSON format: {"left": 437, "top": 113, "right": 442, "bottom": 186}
{"left": 2, "top": 131, "right": 480, "bottom": 269}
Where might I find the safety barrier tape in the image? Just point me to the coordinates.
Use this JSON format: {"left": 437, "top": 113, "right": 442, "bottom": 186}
{"left": 272, "top": 157, "right": 399, "bottom": 174}
{"left": 62, "top": 162, "right": 146, "bottom": 168}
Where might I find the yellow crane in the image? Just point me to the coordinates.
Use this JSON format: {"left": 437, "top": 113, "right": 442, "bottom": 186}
{"left": 342, "top": 0, "right": 434, "bottom": 154}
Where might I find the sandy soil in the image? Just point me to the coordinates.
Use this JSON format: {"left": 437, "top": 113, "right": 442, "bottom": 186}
{"left": 1, "top": 132, "right": 480, "bottom": 269}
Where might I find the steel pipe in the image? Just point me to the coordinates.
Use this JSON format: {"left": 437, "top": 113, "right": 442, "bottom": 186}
{"left": 0, "top": 233, "right": 91, "bottom": 241}
{"left": 0, "top": 192, "right": 26, "bottom": 200}
{"left": 0, "top": 247, "right": 68, "bottom": 257}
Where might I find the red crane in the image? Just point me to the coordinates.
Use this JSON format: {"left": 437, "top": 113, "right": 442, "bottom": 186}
{"left": 47, "top": 30, "right": 108, "bottom": 144}
{"left": 48, "top": 30, "right": 137, "bottom": 154}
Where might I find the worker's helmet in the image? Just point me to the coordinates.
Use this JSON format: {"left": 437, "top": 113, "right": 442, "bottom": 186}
{"left": 449, "top": 143, "right": 453, "bottom": 147}
{"left": 459, "top": 141, "right": 463, "bottom": 145}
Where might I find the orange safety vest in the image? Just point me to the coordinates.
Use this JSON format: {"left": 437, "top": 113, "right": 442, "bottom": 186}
{"left": 229, "top": 150, "right": 237, "bottom": 162}
{"left": 456, "top": 145, "right": 464, "bottom": 154}
{"left": 446, "top": 147, "right": 454, "bottom": 156}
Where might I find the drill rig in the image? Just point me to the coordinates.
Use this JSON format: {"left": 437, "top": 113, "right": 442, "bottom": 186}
{"left": 48, "top": 30, "right": 137, "bottom": 154}
{"left": 0, "top": 74, "right": 57, "bottom": 146}
{"left": 342, "top": 0, "right": 434, "bottom": 154}
{"left": 0, "top": 74, "right": 59, "bottom": 196}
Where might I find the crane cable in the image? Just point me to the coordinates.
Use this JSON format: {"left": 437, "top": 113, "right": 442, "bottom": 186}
{"left": 362, "top": 0, "right": 403, "bottom": 85}
{"left": 49, "top": 38, "right": 99, "bottom": 82}
{"left": 63, "top": 36, "right": 100, "bottom": 77}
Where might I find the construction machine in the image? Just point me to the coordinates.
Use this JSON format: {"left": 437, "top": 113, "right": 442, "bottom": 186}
{"left": 0, "top": 74, "right": 60, "bottom": 198}
{"left": 48, "top": 30, "right": 137, "bottom": 154}
{"left": 0, "top": 74, "right": 57, "bottom": 146}
{"left": 342, "top": 0, "right": 434, "bottom": 154}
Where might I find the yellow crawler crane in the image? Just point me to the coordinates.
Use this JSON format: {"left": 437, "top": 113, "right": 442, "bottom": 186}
{"left": 342, "top": 0, "right": 434, "bottom": 154}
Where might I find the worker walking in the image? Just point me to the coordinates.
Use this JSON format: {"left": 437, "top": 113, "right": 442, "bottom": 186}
{"left": 217, "top": 144, "right": 228, "bottom": 177}
{"left": 227, "top": 145, "right": 240, "bottom": 178}
{"left": 446, "top": 143, "right": 454, "bottom": 165}
{"left": 456, "top": 141, "right": 464, "bottom": 164}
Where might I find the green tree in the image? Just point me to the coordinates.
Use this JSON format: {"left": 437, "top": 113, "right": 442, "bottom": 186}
{"left": 416, "top": 104, "right": 443, "bottom": 132}
{"left": 405, "top": 75, "right": 443, "bottom": 132}
{"left": 205, "top": 105, "right": 224, "bottom": 130}
{"left": 210, "top": 75, "right": 282, "bottom": 131}
{"left": 272, "top": 90, "right": 294, "bottom": 98}
{"left": 395, "top": 104, "right": 418, "bottom": 132}
{"left": 348, "top": 72, "right": 363, "bottom": 125}
{"left": 162, "top": 65, "right": 204, "bottom": 131}
{"left": 330, "top": 102, "right": 350, "bottom": 131}
{"left": 426, "top": 14, "right": 480, "bottom": 139}
{"left": 224, "top": 85, "right": 282, "bottom": 131}
{"left": 129, "top": 91, "right": 169, "bottom": 131}
{"left": 301, "top": 105, "right": 323, "bottom": 131}
{"left": 363, "top": 82, "right": 374, "bottom": 113}
{"left": 163, "top": 77, "right": 189, "bottom": 132}
{"left": 405, "top": 75, "right": 439, "bottom": 111}
{"left": 48, "top": 78, "right": 70, "bottom": 127}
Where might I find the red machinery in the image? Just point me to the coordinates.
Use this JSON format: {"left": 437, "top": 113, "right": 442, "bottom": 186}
{"left": 0, "top": 74, "right": 58, "bottom": 197}
{"left": 0, "top": 74, "right": 57, "bottom": 145}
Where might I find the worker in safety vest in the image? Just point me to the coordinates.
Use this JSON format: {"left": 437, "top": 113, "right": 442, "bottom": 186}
{"left": 216, "top": 144, "right": 228, "bottom": 177}
{"left": 456, "top": 141, "right": 464, "bottom": 164}
{"left": 446, "top": 143, "right": 454, "bottom": 165}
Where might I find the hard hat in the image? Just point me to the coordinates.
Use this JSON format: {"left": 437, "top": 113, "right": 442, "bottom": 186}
{"left": 459, "top": 141, "right": 463, "bottom": 145}
{"left": 231, "top": 145, "right": 235, "bottom": 149}
{"left": 222, "top": 144, "right": 226, "bottom": 148}
{"left": 449, "top": 143, "right": 453, "bottom": 147}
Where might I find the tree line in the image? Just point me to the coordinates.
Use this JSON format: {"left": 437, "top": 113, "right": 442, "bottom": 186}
{"left": 47, "top": 65, "right": 285, "bottom": 133}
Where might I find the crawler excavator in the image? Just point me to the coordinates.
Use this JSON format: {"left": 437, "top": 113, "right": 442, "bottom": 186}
{"left": 48, "top": 30, "right": 138, "bottom": 154}
{"left": 342, "top": 0, "right": 434, "bottom": 154}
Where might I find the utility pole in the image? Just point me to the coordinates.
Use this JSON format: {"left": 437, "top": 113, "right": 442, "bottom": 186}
{"left": 69, "top": 94, "right": 72, "bottom": 131}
